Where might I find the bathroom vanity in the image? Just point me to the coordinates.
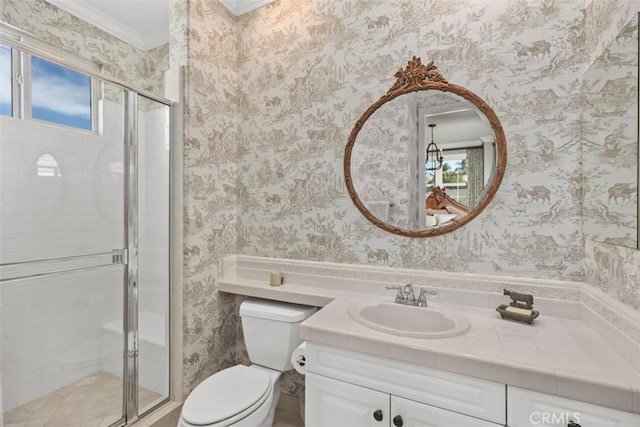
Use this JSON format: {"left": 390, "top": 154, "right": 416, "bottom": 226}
{"left": 305, "top": 343, "right": 504, "bottom": 426}
{"left": 217, "top": 255, "right": 640, "bottom": 427}
{"left": 299, "top": 295, "right": 640, "bottom": 427}
{"left": 304, "top": 343, "right": 639, "bottom": 427}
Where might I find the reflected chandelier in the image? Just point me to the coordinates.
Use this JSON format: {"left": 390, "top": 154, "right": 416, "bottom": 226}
{"left": 426, "top": 123, "right": 444, "bottom": 171}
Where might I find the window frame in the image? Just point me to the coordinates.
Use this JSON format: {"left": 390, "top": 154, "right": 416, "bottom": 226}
{"left": 2, "top": 43, "right": 100, "bottom": 134}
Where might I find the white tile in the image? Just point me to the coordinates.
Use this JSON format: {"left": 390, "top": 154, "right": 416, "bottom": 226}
{"left": 2, "top": 344, "right": 20, "bottom": 366}
{"left": 16, "top": 370, "right": 40, "bottom": 396}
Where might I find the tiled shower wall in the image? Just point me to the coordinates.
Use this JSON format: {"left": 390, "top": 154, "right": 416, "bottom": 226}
{"left": 0, "top": 101, "right": 170, "bottom": 409}
{"left": 0, "top": 100, "right": 125, "bottom": 410}
{"left": 1, "top": 0, "right": 173, "bottom": 404}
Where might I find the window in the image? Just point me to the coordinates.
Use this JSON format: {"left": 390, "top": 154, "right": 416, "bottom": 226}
{"left": 0, "top": 44, "right": 96, "bottom": 131}
{"left": 0, "top": 45, "right": 11, "bottom": 117}
{"left": 31, "top": 56, "right": 92, "bottom": 130}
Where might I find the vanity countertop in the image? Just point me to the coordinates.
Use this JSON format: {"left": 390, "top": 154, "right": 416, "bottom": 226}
{"left": 218, "top": 278, "right": 640, "bottom": 414}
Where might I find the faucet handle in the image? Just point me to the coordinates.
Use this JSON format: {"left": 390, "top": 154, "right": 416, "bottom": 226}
{"left": 386, "top": 285, "right": 404, "bottom": 301}
{"left": 417, "top": 288, "right": 438, "bottom": 305}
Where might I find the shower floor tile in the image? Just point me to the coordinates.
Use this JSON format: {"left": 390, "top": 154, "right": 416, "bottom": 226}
{"left": 4, "top": 371, "right": 160, "bottom": 427}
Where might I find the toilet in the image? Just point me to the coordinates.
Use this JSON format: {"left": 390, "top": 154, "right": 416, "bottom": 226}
{"left": 178, "top": 298, "right": 317, "bottom": 427}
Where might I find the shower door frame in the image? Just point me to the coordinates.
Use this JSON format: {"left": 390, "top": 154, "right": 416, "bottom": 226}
{"left": 0, "top": 25, "right": 175, "bottom": 426}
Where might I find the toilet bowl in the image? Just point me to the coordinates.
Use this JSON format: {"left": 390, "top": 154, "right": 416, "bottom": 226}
{"left": 178, "top": 298, "right": 317, "bottom": 427}
{"left": 179, "top": 365, "right": 281, "bottom": 427}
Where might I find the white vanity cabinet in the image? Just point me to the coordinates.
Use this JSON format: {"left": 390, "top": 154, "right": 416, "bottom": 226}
{"left": 306, "top": 373, "right": 499, "bottom": 427}
{"left": 391, "top": 396, "right": 500, "bottom": 427}
{"left": 306, "top": 373, "right": 388, "bottom": 427}
{"left": 304, "top": 343, "right": 640, "bottom": 427}
{"left": 508, "top": 387, "right": 640, "bottom": 427}
{"left": 305, "top": 343, "right": 506, "bottom": 427}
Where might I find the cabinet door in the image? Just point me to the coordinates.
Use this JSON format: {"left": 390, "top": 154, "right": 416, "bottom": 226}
{"left": 306, "top": 373, "right": 390, "bottom": 427}
{"left": 508, "top": 387, "right": 640, "bottom": 427}
{"left": 391, "top": 396, "right": 500, "bottom": 427}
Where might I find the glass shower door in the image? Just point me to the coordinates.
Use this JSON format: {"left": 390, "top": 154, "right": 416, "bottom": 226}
{"left": 0, "top": 79, "right": 127, "bottom": 426}
{"left": 136, "top": 95, "right": 170, "bottom": 415}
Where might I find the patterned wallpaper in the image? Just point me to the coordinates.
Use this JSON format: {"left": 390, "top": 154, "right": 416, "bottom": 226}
{"left": 227, "top": 0, "right": 638, "bottom": 396}
{"left": 237, "top": 0, "right": 596, "bottom": 282}
{"left": 181, "top": 0, "right": 244, "bottom": 396}
{"left": 583, "top": 5, "right": 640, "bottom": 312}
{"left": 4, "top": 0, "right": 638, "bottom": 399}
{"left": 1, "top": 0, "right": 169, "bottom": 95}
{"left": 583, "top": 14, "right": 638, "bottom": 249}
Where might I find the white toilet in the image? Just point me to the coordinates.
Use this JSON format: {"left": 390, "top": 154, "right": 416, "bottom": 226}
{"left": 178, "top": 298, "right": 317, "bottom": 427}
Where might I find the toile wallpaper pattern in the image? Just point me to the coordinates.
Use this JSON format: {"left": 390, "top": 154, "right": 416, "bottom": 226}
{"left": 582, "top": 6, "right": 640, "bottom": 314}
{"left": 175, "top": 0, "right": 640, "bottom": 397}
{"left": 0, "top": 0, "right": 169, "bottom": 95}
{"left": 583, "top": 14, "right": 638, "bottom": 249}
{"left": 181, "top": 0, "right": 245, "bottom": 396}
{"left": 235, "top": 0, "right": 633, "bottom": 282}
{"left": 227, "top": 0, "right": 638, "bottom": 396}
{"left": 3, "top": 0, "right": 638, "bottom": 400}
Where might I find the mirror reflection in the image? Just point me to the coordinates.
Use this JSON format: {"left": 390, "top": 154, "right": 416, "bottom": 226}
{"left": 583, "top": 14, "right": 638, "bottom": 249}
{"left": 350, "top": 90, "right": 497, "bottom": 232}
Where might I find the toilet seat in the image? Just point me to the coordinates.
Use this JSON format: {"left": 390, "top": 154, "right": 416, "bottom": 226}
{"left": 181, "top": 365, "right": 272, "bottom": 426}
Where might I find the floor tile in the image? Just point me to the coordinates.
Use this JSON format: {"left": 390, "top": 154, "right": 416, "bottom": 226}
{"left": 3, "top": 372, "right": 160, "bottom": 427}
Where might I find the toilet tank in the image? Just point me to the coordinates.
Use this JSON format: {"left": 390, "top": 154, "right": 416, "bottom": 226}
{"left": 240, "top": 298, "right": 317, "bottom": 371}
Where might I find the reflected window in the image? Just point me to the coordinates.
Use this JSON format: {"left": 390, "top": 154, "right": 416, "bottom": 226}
{"left": 31, "top": 56, "right": 92, "bottom": 130}
{"left": 441, "top": 153, "right": 468, "bottom": 206}
{"left": 37, "top": 154, "right": 62, "bottom": 177}
{"left": 0, "top": 44, "right": 11, "bottom": 117}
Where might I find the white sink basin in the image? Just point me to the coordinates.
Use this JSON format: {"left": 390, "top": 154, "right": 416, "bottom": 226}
{"left": 348, "top": 301, "right": 470, "bottom": 339}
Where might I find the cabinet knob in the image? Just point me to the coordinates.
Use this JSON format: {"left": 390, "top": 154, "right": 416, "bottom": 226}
{"left": 568, "top": 422, "right": 581, "bottom": 427}
{"left": 393, "top": 415, "right": 403, "bottom": 427}
{"left": 373, "top": 409, "right": 383, "bottom": 421}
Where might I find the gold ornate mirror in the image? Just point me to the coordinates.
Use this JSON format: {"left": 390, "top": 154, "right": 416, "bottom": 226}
{"left": 344, "top": 57, "right": 507, "bottom": 237}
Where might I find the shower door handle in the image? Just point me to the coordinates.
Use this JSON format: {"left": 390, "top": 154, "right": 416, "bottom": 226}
{"left": 0, "top": 249, "right": 127, "bottom": 282}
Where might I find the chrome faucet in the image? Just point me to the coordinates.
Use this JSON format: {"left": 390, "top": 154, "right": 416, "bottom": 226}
{"left": 385, "top": 284, "right": 437, "bottom": 307}
{"left": 403, "top": 284, "right": 416, "bottom": 302}
{"left": 417, "top": 288, "right": 438, "bottom": 306}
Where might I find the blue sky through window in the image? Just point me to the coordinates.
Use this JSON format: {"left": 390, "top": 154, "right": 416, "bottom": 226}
{"left": 0, "top": 45, "right": 11, "bottom": 117}
{"left": 31, "top": 56, "right": 91, "bottom": 130}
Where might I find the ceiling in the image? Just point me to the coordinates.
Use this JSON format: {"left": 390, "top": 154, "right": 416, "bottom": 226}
{"left": 219, "top": 0, "right": 277, "bottom": 15}
{"left": 45, "top": 0, "right": 278, "bottom": 51}
{"left": 46, "top": 0, "right": 169, "bottom": 51}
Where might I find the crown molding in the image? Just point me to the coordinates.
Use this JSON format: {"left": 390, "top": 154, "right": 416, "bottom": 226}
{"left": 45, "top": 0, "right": 168, "bottom": 51}
{"left": 218, "top": 0, "right": 277, "bottom": 16}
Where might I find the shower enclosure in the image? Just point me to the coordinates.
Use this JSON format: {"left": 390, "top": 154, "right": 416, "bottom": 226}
{"left": 0, "top": 32, "right": 172, "bottom": 426}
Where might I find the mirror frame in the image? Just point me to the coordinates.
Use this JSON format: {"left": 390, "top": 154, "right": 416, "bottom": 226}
{"left": 344, "top": 57, "right": 507, "bottom": 237}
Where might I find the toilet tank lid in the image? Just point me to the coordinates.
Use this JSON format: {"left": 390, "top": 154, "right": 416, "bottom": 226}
{"left": 240, "top": 298, "right": 317, "bottom": 322}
